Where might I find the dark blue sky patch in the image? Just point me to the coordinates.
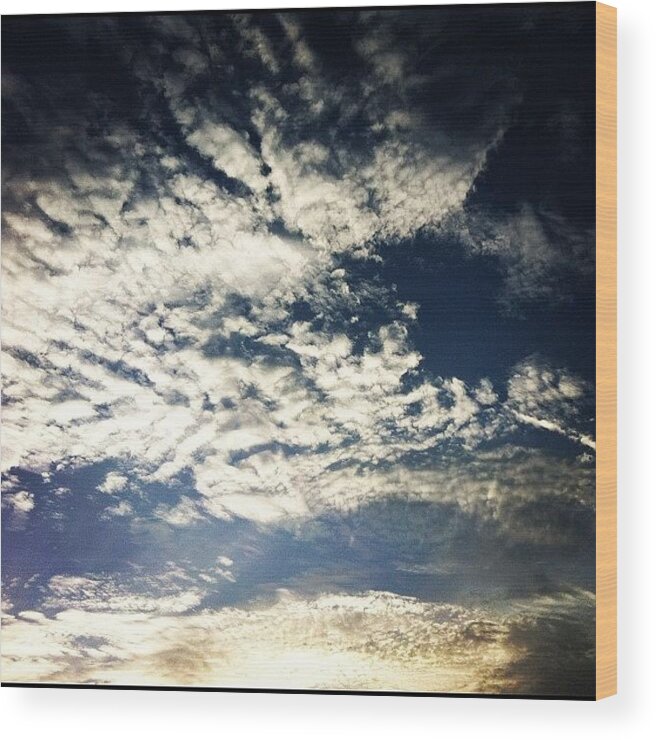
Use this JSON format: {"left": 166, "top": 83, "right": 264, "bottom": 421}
{"left": 379, "top": 235, "right": 595, "bottom": 386}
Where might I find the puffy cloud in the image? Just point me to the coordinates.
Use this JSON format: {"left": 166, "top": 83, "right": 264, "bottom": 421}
{"left": 1, "top": 110, "right": 518, "bottom": 528}
{"left": 215, "top": 555, "right": 236, "bottom": 583}
{"left": 101, "top": 500, "right": 134, "bottom": 519}
{"left": 2, "top": 489, "right": 35, "bottom": 514}
{"left": 186, "top": 120, "right": 268, "bottom": 193}
{"left": 2, "top": 11, "right": 577, "bottom": 512}
{"left": 97, "top": 472, "right": 129, "bottom": 495}
{"left": 2, "top": 217, "right": 593, "bottom": 528}
{"left": 153, "top": 497, "right": 206, "bottom": 527}
{"left": 231, "top": 14, "right": 280, "bottom": 75}
{"left": 474, "top": 378, "right": 498, "bottom": 406}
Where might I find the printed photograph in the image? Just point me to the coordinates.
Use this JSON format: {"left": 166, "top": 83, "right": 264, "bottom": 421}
{"left": 1, "top": 3, "right": 597, "bottom": 696}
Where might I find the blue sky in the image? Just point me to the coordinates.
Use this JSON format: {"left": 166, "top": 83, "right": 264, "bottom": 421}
{"left": 2, "top": 4, "right": 596, "bottom": 695}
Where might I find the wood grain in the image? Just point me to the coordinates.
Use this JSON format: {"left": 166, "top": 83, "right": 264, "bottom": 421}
{"left": 595, "top": 1, "right": 617, "bottom": 701}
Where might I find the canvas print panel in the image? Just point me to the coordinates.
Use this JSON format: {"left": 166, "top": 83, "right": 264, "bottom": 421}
{"left": 1, "top": 3, "right": 596, "bottom": 696}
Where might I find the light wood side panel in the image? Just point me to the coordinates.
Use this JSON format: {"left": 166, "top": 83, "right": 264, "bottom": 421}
{"left": 596, "top": 1, "right": 617, "bottom": 701}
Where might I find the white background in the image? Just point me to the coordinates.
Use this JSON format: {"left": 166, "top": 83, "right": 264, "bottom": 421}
{"left": 1, "top": 0, "right": 654, "bottom": 737}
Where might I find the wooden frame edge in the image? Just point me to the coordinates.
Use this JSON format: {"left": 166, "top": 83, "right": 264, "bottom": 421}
{"left": 595, "top": 1, "right": 617, "bottom": 701}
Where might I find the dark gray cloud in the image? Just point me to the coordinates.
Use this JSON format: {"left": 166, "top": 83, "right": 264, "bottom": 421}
{"left": 495, "top": 591, "right": 595, "bottom": 697}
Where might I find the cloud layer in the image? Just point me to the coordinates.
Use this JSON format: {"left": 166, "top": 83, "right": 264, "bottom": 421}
{"left": 2, "top": 585, "right": 593, "bottom": 696}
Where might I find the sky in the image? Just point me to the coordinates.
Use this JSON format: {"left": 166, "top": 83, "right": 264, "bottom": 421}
{"left": 1, "top": 3, "right": 596, "bottom": 696}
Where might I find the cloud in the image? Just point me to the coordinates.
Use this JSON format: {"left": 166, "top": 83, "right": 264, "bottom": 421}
{"left": 2, "top": 11, "right": 575, "bottom": 510}
{"left": 153, "top": 496, "right": 206, "bottom": 527}
{"left": 215, "top": 555, "right": 236, "bottom": 583}
{"left": 505, "top": 357, "right": 595, "bottom": 449}
{"left": 2, "top": 489, "right": 35, "bottom": 514}
{"left": 231, "top": 14, "right": 280, "bottom": 75}
{"left": 1, "top": 585, "right": 593, "bottom": 695}
{"left": 1, "top": 108, "right": 510, "bottom": 527}
{"left": 97, "top": 472, "right": 129, "bottom": 495}
{"left": 185, "top": 120, "right": 268, "bottom": 194}
{"left": 43, "top": 573, "right": 203, "bottom": 615}
{"left": 101, "top": 500, "right": 134, "bottom": 519}
{"left": 2, "top": 203, "right": 594, "bottom": 529}
{"left": 284, "top": 445, "right": 594, "bottom": 547}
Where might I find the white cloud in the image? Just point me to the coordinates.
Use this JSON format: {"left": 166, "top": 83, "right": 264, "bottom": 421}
{"left": 102, "top": 500, "right": 134, "bottom": 519}
{"left": 215, "top": 554, "right": 236, "bottom": 583}
{"left": 186, "top": 120, "right": 268, "bottom": 193}
{"left": 153, "top": 497, "right": 205, "bottom": 527}
{"left": 2, "top": 490, "right": 35, "bottom": 514}
{"left": 44, "top": 574, "right": 203, "bottom": 616}
{"left": 2, "top": 155, "right": 507, "bottom": 526}
{"left": 474, "top": 378, "right": 498, "bottom": 406}
{"left": 1, "top": 14, "right": 592, "bottom": 538}
{"left": 97, "top": 472, "right": 129, "bottom": 495}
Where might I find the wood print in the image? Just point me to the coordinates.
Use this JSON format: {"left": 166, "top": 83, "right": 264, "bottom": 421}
{"left": 1, "top": 2, "right": 616, "bottom": 698}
